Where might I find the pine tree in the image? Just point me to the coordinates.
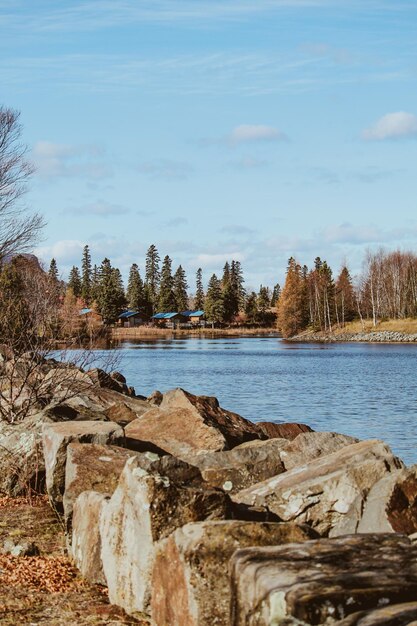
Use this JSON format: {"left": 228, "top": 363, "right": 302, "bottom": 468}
{"left": 245, "top": 292, "right": 259, "bottom": 325}
{"left": 158, "top": 255, "right": 176, "bottom": 312}
{"left": 270, "top": 283, "right": 281, "bottom": 307}
{"left": 257, "top": 286, "right": 270, "bottom": 314}
{"left": 277, "top": 257, "right": 308, "bottom": 338}
{"left": 126, "top": 263, "right": 144, "bottom": 311}
{"left": 195, "top": 267, "right": 205, "bottom": 310}
{"left": 173, "top": 265, "right": 189, "bottom": 312}
{"left": 335, "top": 266, "right": 356, "bottom": 327}
{"left": 221, "top": 262, "right": 231, "bottom": 288}
{"left": 230, "top": 260, "right": 246, "bottom": 310}
{"left": 145, "top": 244, "right": 161, "bottom": 312}
{"left": 90, "top": 264, "right": 100, "bottom": 304}
{"left": 205, "top": 274, "right": 224, "bottom": 327}
{"left": 81, "top": 244, "right": 92, "bottom": 305}
{"left": 68, "top": 266, "right": 81, "bottom": 298}
{"left": 48, "top": 258, "right": 59, "bottom": 283}
{"left": 96, "top": 258, "right": 125, "bottom": 323}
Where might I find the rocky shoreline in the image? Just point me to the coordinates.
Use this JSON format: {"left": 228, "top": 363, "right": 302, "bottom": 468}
{"left": 1, "top": 348, "right": 417, "bottom": 624}
{"left": 290, "top": 329, "right": 417, "bottom": 343}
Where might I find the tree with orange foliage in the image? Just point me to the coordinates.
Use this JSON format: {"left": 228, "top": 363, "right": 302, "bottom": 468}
{"left": 277, "top": 257, "right": 308, "bottom": 338}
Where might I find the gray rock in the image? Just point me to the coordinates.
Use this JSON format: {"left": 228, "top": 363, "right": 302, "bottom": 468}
{"left": 99, "top": 456, "right": 228, "bottom": 617}
{"left": 233, "top": 439, "right": 403, "bottom": 537}
{"left": 151, "top": 520, "right": 316, "bottom": 626}
{"left": 42, "top": 420, "right": 124, "bottom": 512}
{"left": 280, "top": 431, "right": 359, "bottom": 471}
{"left": 71, "top": 490, "right": 108, "bottom": 585}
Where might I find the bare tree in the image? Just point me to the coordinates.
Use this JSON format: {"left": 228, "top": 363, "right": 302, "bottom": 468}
{"left": 0, "top": 106, "right": 44, "bottom": 261}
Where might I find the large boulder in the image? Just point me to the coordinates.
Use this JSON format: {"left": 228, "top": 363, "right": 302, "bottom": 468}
{"left": 125, "top": 388, "right": 263, "bottom": 460}
{"left": 151, "top": 520, "right": 315, "bottom": 626}
{"left": 230, "top": 534, "right": 417, "bottom": 626}
{"left": 64, "top": 442, "right": 204, "bottom": 535}
{"left": 280, "top": 431, "right": 359, "bottom": 470}
{"left": 190, "top": 438, "right": 287, "bottom": 493}
{"left": 99, "top": 457, "right": 229, "bottom": 617}
{"left": 233, "top": 439, "right": 403, "bottom": 537}
{"left": 358, "top": 465, "right": 417, "bottom": 535}
{"left": 0, "top": 412, "right": 52, "bottom": 496}
{"left": 63, "top": 443, "right": 139, "bottom": 535}
{"left": 42, "top": 420, "right": 124, "bottom": 511}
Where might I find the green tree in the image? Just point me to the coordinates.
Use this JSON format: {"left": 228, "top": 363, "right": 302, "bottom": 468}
{"left": 0, "top": 261, "right": 32, "bottom": 351}
{"left": 173, "top": 265, "right": 189, "bottom": 312}
{"left": 96, "top": 258, "right": 125, "bottom": 323}
{"left": 205, "top": 274, "right": 224, "bottom": 327}
{"left": 145, "top": 244, "right": 161, "bottom": 312}
{"left": 158, "top": 255, "right": 176, "bottom": 312}
{"left": 277, "top": 257, "right": 309, "bottom": 338}
{"left": 48, "top": 258, "right": 59, "bottom": 283}
{"left": 335, "top": 265, "right": 356, "bottom": 327}
{"left": 231, "top": 260, "right": 246, "bottom": 310}
{"left": 68, "top": 266, "right": 81, "bottom": 298}
{"left": 195, "top": 267, "right": 205, "bottom": 310}
{"left": 126, "top": 263, "right": 144, "bottom": 311}
{"left": 245, "top": 291, "right": 259, "bottom": 325}
{"left": 81, "top": 244, "right": 92, "bottom": 305}
{"left": 270, "top": 283, "right": 281, "bottom": 307}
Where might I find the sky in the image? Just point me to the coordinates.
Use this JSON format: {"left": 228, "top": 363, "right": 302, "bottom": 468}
{"left": 1, "top": 0, "right": 417, "bottom": 291}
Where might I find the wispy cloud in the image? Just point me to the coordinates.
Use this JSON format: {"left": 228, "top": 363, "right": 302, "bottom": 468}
{"left": 136, "top": 159, "right": 193, "bottom": 180}
{"left": 362, "top": 111, "right": 417, "bottom": 140}
{"left": 70, "top": 201, "right": 130, "bottom": 218}
{"left": 32, "top": 140, "right": 112, "bottom": 180}
{"left": 227, "top": 124, "right": 288, "bottom": 146}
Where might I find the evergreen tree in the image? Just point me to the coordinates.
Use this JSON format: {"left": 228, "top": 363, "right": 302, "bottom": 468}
{"left": 48, "top": 258, "right": 59, "bottom": 283}
{"left": 205, "top": 274, "right": 224, "bottom": 327}
{"left": 270, "top": 283, "right": 281, "bottom": 307}
{"left": 245, "top": 292, "right": 259, "bottom": 325}
{"left": 277, "top": 257, "right": 309, "bottom": 338}
{"left": 158, "top": 255, "right": 176, "bottom": 312}
{"left": 81, "top": 244, "right": 92, "bottom": 305}
{"left": 0, "top": 261, "right": 32, "bottom": 350}
{"left": 68, "top": 266, "right": 81, "bottom": 298}
{"left": 221, "top": 262, "right": 231, "bottom": 288}
{"left": 90, "top": 264, "right": 100, "bottom": 304}
{"left": 126, "top": 263, "right": 144, "bottom": 311}
{"left": 96, "top": 258, "right": 125, "bottom": 323}
{"left": 173, "top": 265, "right": 189, "bottom": 312}
{"left": 230, "top": 260, "right": 246, "bottom": 310}
{"left": 195, "top": 267, "right": 205, "bottom": 310}
{"left": 257, "top": 286, "right": 270, "bottom": 315}
{"left": 335, "top": 265, "right": 356, "bottom": 326}
{"left": 145, "top": 244, "right": 161, "bottom": 312}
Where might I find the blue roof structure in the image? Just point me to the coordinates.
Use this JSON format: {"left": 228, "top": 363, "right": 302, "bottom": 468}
{"left": 118, "top": 310, "right": 141, "bottom": 319}
{"left": 181, "top": 310, "right": 205, "bottom": 317}
{"left": 79, "top": 308, "right": 93, "bottom": 316}
{"left": 151, "top": 312, "right": 180, "bottom": 320}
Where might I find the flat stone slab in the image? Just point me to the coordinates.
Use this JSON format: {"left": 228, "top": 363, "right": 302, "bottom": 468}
{"left": 230, "top": 534, "right": 417, "bottom": 626}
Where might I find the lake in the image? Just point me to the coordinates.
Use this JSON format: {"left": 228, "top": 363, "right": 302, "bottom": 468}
{"left": 107, "top": 335, "right": 417, "bottom": 465}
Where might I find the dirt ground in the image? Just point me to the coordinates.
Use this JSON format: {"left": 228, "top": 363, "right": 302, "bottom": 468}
{"left": 0, "top": 496, "right": 149, "bottom": 625}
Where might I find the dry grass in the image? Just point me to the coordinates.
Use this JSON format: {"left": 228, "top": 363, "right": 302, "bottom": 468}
{"left": 333, "top": 318, "right": 417, "bottom": 335}
{"left": 0, "top": 496, "right": 149, "bottom": 625}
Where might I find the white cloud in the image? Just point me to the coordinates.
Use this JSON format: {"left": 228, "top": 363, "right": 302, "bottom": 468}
{"left": 137, "top": 159, "right": 193, "bottom": 180}
{"left": 362, "top": 111, "right": 417, "bottom": 141}
{"left": 192, "top": 251, "right": 245, "bottom": 268}
{"left": 32, "top": 140, "right": 111, "bottom": 180}
{"left": 228, "top": 124, "right": 288, "bottom": 145}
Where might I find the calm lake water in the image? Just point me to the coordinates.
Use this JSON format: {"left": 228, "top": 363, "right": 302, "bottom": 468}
{"left": 105, "top": 335, "right": 417, "bottom": 466}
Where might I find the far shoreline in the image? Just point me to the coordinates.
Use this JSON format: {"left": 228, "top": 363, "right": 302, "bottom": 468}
{"left": 111, "top": 326, "right": 281, "bottom": 340}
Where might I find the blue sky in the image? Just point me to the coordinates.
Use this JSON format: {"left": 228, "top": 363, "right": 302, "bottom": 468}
{"left": 2, "top": 0, "right": 417, "bottom": 291}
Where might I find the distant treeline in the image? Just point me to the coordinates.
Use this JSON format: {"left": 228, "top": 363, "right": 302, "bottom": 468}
{"left": 277, "top": 250, "right": 417, "bottom": 337}
{"left": 53, "top": 244, "right": 280, "bottom": 326}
